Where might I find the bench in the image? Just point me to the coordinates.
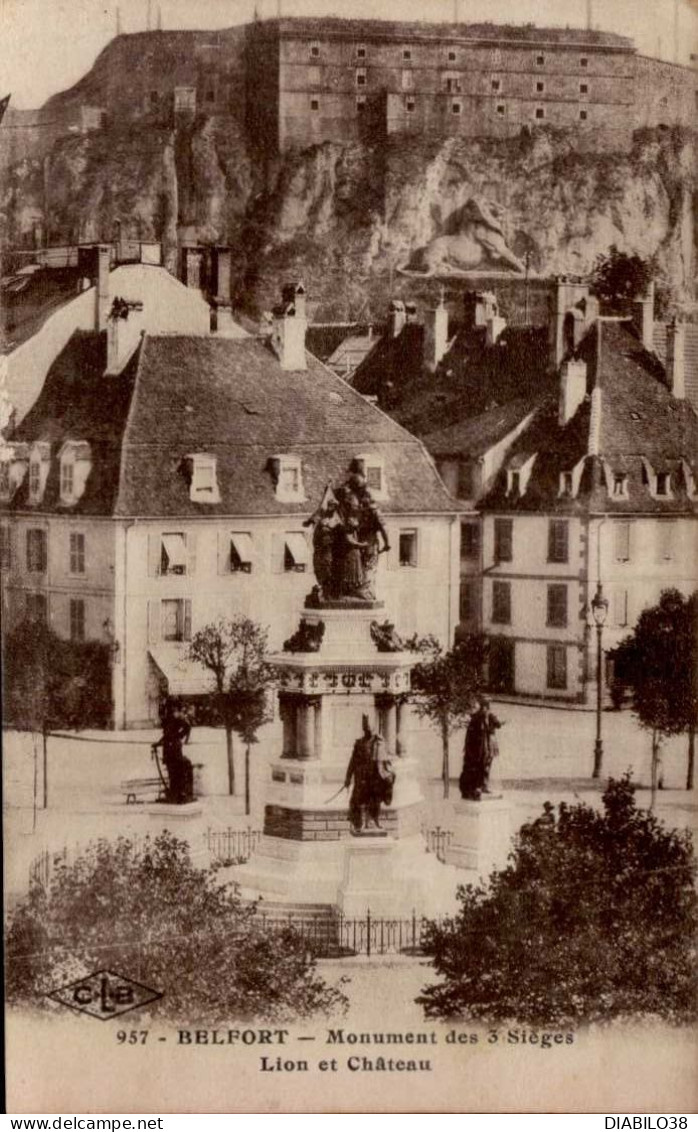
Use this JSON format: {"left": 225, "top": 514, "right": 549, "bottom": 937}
{"left": 121, "top": 777, "right": 167, "bottom": 805}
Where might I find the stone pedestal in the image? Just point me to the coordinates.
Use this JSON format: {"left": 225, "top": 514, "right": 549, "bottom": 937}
{"left": 337, "top": 838, "right": 397, "bottom": 917}
{"left": 445, "top": 797, "right": 511, "bottom": 881}
{"left": 225, "top": 601, "right": 463, "bottom": 917}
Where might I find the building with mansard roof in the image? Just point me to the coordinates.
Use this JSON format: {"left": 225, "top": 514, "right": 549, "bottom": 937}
{"left": 0, "top": 281, "right": 459, "bottom": 727}
{"left": 352, "top": 280, "right": 698, "bottom": 703}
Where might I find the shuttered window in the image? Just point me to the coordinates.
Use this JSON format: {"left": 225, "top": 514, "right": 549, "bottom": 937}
{"left": 26, "top": 529, "right": 47, "bottom": 573}
{"left": 547, "top": 644, "right": 567, "bottom": 690}
{"left": 546, "top": 583, "right": 568, "bottom": 627}
{"left": 492, "top": 580, "right": 511, "bottom": 625}
{"left": 614, "top": 521, "right": 631, "bottom": 562}
{"left": 494, "top": 518, "right": 513, "bottom": 563}
{"left": 548, "top": 519, "right": 569, "bottom": 563}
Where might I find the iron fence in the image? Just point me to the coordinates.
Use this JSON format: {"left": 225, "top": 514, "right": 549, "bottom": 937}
{"left": 422, "top": 825, "right": 453, "bottom": 863}
{"left": 253, "top": 908, "right": 438, "bottom": 958}
{"left": 205, "top": 826, "right": 263, "bottom": 864}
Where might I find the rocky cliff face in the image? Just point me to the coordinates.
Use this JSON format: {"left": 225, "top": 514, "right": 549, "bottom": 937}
{"left": 2, "top": 95, "right": 695, "bottom": 320}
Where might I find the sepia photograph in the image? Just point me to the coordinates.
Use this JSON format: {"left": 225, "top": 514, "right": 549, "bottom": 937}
{"left": 1, "top": 0, "right": 697, "bottom": 1115}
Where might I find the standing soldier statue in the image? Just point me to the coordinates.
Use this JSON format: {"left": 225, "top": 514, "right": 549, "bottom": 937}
{"left": 343, "top": 715, "right": 395, "bottom": 834}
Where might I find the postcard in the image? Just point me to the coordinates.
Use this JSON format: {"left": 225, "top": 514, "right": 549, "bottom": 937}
{"left": 2, "top": 0, "right": 697, "bottom": 1114}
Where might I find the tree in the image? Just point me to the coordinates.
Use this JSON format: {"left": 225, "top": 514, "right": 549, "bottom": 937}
{"left": 610, "top": 589, "right": 697, "bottom": 803}
{"left": 189, "top": 616, "right": 274, "bottom": 799}
{"left": 406, "top": 634, "right": 488, "bottom": 798}
{"left": 6, "top": 831, "right": 347, "bottom": 1022}
{"left": 418, "top": 776, "right": 697, "bottom": 1026}
{"left": 227, "top": 623, "right": 276, "bottom": 817}
{"left": 590, "top": 245, "right": 654, "bottom": 313}
{"left": 2, "top": 618, "right": 113, "bottom": 819}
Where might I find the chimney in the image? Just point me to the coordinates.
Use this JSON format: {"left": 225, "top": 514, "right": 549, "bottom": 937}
{"left": 388, "top": 299, "right": 406, "bottom": 338}
{"left": 423, "top": 295, "right": 449, "bottom": 372}
{"left": 559, "top": 358, "right": 587, "bottom": 426}
{"left": 632, "top": 282, "right": 655, "bottom": 351}
{"left": 666, "top": 318, "right": 686, "bottom": 398}
{"left": 95, "top": 244, "right": 111, "bottom": 331}
{"left": 106, "top": 298, "right": 144, "bottom": 375}
{"left": 270, "top": 282, "right": 307, "bottom": 371}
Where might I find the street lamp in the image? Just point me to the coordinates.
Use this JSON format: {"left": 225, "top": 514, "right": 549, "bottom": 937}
{"left": 590, "top": 582, "right": 609, "bottom": 779}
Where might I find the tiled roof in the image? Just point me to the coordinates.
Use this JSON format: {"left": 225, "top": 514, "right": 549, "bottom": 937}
{"left": 2, "top": 331, "right": 138, "bottom": 515}
{"left": 3, "top": 331, "right": 456, "bottom": 519}
{"left": 306, "top": 323, "right": 374, "bottom": 363}
{"left": 423, "top": 398, "right": 536, "bottom": 458}
{"left": 353, "top": 320, "right": 551, "bottom": 448}
{"left": 115, "top": 335, "right": 456, "bottom": 517}
{"left": 273, "top": 16, "right": 632, "bottom": 49}
{"left": 481, "top": 320, "right": 698, "bottom": 516}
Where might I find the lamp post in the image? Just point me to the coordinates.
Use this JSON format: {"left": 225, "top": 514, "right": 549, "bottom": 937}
{"left": 590, "top": 582, "right": 609, "bottom": 779}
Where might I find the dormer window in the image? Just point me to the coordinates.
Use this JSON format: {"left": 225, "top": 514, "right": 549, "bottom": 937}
{"left": 189, "top": 454, "right": 220, "bottom": 503}
{"left": 59, "top": 441, "right": 91, "bottom": 506}
{"left": 28, "top": 442, "right": 50, "bottom": 504}
{"left": 656, "top": 472, "right": 670, "bottom": 496}
{"left": 0, "top": 444, "right": 29, "bottom": 501}
{"left": 352, "top": 454, "right": 387, "bottom": 499}
{"left": 506, "top": 453, "right": 537, "bottom": 497}
{"left": 641, "top": 457, "right": 673, "bottom": 499}
{"left": 613, "top": 473, "right": 628, "bottom": 498}
{"left": 559, "top": 472, "right": 574, "bottom": 497}
{"left": 272, "top": 455, "right": 306, "bottom": 502}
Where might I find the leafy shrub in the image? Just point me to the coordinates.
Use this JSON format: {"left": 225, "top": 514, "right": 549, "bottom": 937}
{"left": 418, "top": 777, "right": 697, "bottom": 1026}
{"left": 7, "top": 832, "right": 347, "bottom": 1023}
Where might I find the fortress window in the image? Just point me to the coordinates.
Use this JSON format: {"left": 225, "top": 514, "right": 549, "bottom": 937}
{"left": 536, "top": 54, "right": 545, "bottom": 66}
{"left": 448, "top": 51, "right": 456, "bottom": 61}
{"left": 356, "top": 96, "right": 366, "bottom": 112}
{"left": 580, "top": 83, "right": 588, "bottom": 94}
{"left": 310, "top": 98, "right": 319, "bottom": 111}
{"left": 403, "top": 49, "right": 412, "bottom": 61}
{"left": 357, "top": 46, "right": 366, "bottom": 58}
{"left": 310, "top": 43, "right": 320, "bottom": 58}
{"left": 406, "top": 98, "right": 415, "bottom": 112}
{"left": 356, "top": 69, "right": 367, "bottom": 87}
{"left": 496, "top": 104, "right": 505, "bottom": 115}
{"left": 535, "top": 107, "right": 545, "bottom": 119}
{"left": 536, "top": 81, "right": 544, "bottom": 92}
{"left": 452, "top": 101, "right": 462, "bottom": 114}
{"left": 491, "top": 79, "right": 501, "bottom": 92}
{"left": 581, "top": 57, "right": 588, "bottom": 67}
{"left": 580, "top": 109, "right": 588, "bottom": 120}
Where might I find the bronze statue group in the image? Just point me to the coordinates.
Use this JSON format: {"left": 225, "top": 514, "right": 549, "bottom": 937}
{"left": 304, "top": 471, "right": 390, "bottom": 603}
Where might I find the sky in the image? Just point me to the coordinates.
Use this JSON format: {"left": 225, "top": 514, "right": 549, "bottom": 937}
{"left": 1, "top": 0, "right": 697, "bottom": 108}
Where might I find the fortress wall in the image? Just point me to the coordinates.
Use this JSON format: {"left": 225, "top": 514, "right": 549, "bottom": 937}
{"left": 633, "top": 56, "right": 698, "bottom": 129}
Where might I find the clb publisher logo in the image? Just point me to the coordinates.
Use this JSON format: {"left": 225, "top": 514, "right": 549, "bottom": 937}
{"left": 47, "top": 969, "right": 163, "bottom": 1020}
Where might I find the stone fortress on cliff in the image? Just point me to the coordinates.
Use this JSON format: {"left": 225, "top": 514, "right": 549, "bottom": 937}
{"left": 2, "top": 14, "right": 696, "bottom": 170}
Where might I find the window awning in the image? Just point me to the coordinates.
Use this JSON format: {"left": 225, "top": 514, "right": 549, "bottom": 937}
{"left": 149, "top": 649, "right": 212, "bottom": 696}
{"left": 230, "top": 532, "right": 254, "bottom": 564}
{"left": 285, "top": 533, "right": 309, "bottom": 566}
{"left": 161, "top": 533, "right": 187, "bottom": 569}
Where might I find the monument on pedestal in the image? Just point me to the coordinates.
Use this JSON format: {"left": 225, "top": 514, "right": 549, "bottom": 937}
{"left": 225, "top": 468, "right": 460, "bottom": 917}
{"left": 445, "top": 697, "right": 512, "bottom": 880}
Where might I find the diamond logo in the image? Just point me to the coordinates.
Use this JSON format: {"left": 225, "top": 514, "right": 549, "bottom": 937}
{"left": 47, "top": 969, "right": 163, "bottom": 1020}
